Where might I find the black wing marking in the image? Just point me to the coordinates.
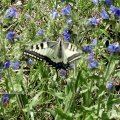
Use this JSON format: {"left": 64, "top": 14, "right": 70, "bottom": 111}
{"left": 24, "top": 50, "right": 69, "bottom": 70}
{"left": 67, "top": 53, "right": 81, "bottom": 63}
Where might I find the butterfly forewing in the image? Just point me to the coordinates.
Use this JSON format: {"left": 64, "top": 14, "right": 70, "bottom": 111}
{"left": 63, "top": 42, "right": 82, "bottom": 63}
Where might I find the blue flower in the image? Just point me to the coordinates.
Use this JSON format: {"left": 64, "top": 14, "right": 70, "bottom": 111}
{"left": 37, "top": 29, "right": 43, "bottom": 36}
{"left": 88, "top": 17, "right": 99, "bottom": 26}
{"left": 107, "top": 43, "right": 120, "bottom": 53}
{"left": 100, "top": 9, "right": 109, "bottom": 19}
{"left": 82, "top": 45, "right": 93, "bottom": 53}
{"left": 88, "top": 53, "right": 94, "bottom": 60}
{"left": 105, "top": 0, "right": 113, "bottom": 6}
{"left": 4, "top": 61, "right": 10, "bottom": 69}
{"left": 2, "top": 94, "right": 9, "bottom": 106}
{"left": 6, "top": 31, "right": 15, "bottom": 40}
{"left": 62, "top": 5, "right": 71, "bottom": 16}
{"left": 106, "top": 81, "right": 113, "bottom": 90}
{"left": 58, "top": 69, "right": 67, "bottom": 77}
{"left": 88, "top": 54, "right": 98, "bottom": 69}
{"left": 63, "top": 28, "right": 71, "bottom": 41}
{"left": 70, "top": 63, "right": 75, "bottom": 69}
{"left": 12, "top": 61, "right": 20, "bottom": 69}
{"left": 93, "top": 38, "right": 97, "bottom": 46}
{"left": 4, "top": 7, "right": 16, "bottom": 18}
{"left": 88, "top": 59, "right": 98, "bottom": 69}
{"left": 50, "top": 10, "right": 59, "bottom": 19}
{"left": 92, "top": 0, "right": 101, "bottom": 5}
{"left": 110, "top": 5, "right": 120, "bottom": 18}
{"left": 110, "top": 6, "right": 117, "bottom": 13}
{"left": 67, "top": 18, "right": 73, "bottom": 24}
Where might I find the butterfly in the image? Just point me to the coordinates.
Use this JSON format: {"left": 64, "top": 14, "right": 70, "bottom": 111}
{"left": 24, "top": 38, "right": 82, "bottom": 73}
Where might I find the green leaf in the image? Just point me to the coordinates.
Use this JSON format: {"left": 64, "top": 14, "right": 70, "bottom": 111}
{"left": 29, "top": 91, "right": 44, "bottom": 109}
{"left": 55, "top": 92, "right": 64, "bottom": 100}
{"left": 46, "top": 108, "right": 55, "bottom": 116}
{"left": 80, "top": 89, "right": 88, "bottom": 94}
{"left": 55, "top": 108, "right": 73, "bottom": 120}
{"left": 98, "top": 91, "right": 105, "bottom": 98}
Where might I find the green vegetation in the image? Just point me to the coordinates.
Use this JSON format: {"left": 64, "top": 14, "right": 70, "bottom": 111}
{"left": 0, "top": 0, "right": 120, "bottom": 119}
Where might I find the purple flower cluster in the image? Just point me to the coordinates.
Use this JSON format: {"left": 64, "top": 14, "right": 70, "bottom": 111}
{"left": 100, "top": 9, "right": 109, "bottom": 20}
{"left": 3, "top": 61, "right": 20, "bottom": 70}
{"left": 110, "top": 5, "right": 120, "bottom": 18}
{"left": 6, "top": 31, "right": 15, "bottom": 41}
{"left": 4, "top": 7, "right": 16, "bottom": 19}
{"left": 90, "top": 0, "right": 120, "bottom": 25}
{"left": 4, "top": 61, "right": 10, "bottom": 69}
{"left": 88, "top": 9, "right": 110, "bottom": 25}
{"left": 12, "top": 61, "right": 20, "bottom": 69}
{"left": 82, "top": 45, "right": 93, "bottom": 53}
{"left": 92, "top": 0, "right": 113, "bottom": 6}
{"left": 82, "top": 38, "right": 98, "bottom": 69}
{"left": 92, "top": 38, "right": 97, "bottom": 46}
{"left": 58, "top": 69, "right": 67, "bottom": 77}
{"left": 88, "top": 17, "right": 100, "bottom": 26}
{"left": 50, "top": 5, "right": 71, "bottom": 19}
{"left": 92, "top": 0, "right": 101, "bottom": 5}
{"left": 67, "top": 18, "right": 73, "bottom": 24}
{"left": 63, "top": 28, "right": 71, "bottom": 41}
{"left": 106, "top": 81, "right": 113, "bottom": 90}
{"left": 88, "top": 54, "right": 98, "bottom": 69}
{"left": 50, "top": 10, "right": 59, "bottom": 19}
{"left": 49, "top": 5, "right": 73, "bottom": 42}
{"left": 2, "top": 94, "right": 9, "bottom": 106}
{"left": 105, "top": 0, "right": 113, "bottom": 6}
{"left": 107, "top": 43, "right": 120, "bottom": 53}
{"left": 62, "top": 5, "right": 71, "bottom": 16}
{"left": 37, "top": 29, "right": 44, "bottom": 36}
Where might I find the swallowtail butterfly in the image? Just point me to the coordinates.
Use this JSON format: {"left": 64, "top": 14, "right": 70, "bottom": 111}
{"left": 24, "top": 38, "right": 82, "bottom": 72}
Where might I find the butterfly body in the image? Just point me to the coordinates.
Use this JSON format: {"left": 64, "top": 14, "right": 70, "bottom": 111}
{"left": 24, "top": 38, "right": 81, "bottom": 71}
